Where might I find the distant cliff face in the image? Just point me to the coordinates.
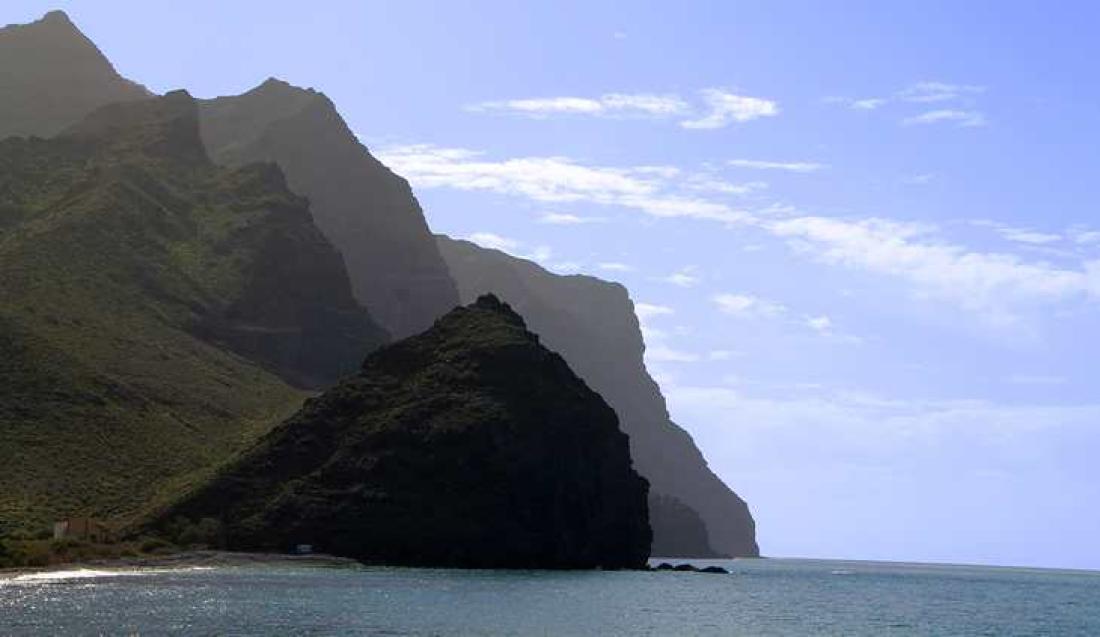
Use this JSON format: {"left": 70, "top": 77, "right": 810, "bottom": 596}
{"left": 0, "top": 92, "right": 385, "bottom": 531}
{"left": 0, "top": 11, "right": 149, "bottom": 139}
{"left": 156, "top": 296, "right": 652, "bottom": 569}
{"left": 198, "top": 80, "right": 460, "bottom": 339}
{"left": 437, "top": 236, "right": 759, "bottom": 558}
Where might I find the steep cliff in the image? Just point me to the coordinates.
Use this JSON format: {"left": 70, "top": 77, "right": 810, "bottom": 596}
{"left": 155, "top": 295, "right": 652, "bottom": 569}
{"left": 0, "top": 92, "right": 385, "bottom": 531}
{"left": 0, "top": 10, "right": 149, "bottom": 139}
{"left": 437, "top": 236, "right": 759, "bottom": 557}
{"left": 199, "top": 79, "right": 460, "bottom": 338}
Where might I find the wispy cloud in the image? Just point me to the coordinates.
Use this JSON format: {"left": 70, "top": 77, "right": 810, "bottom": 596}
{"left": 826, "top": 80, "right": 988, "bottom": 127}
{"left": 680, "top": 89, "right": 779, "bottom": 129}
{"left": 727, "top": 159, "right": 827, "bottom": 173}
{"left": 598, "top": 262, "right": 635, "bottom": 272}
{"left": 658, "top": 266, "right": 701, "bottom": 288}
{"left": 713, "top": 293, "right": 787, "bottom": 318}
{"left": 897, "top": 81, "right": 985, "bottom": 104}
{"left": 468, "top": 93, "right": 689, "bottom": 118}
{"left": 463, "top": 232, "right": 580, "bottom": 273}
{"left": 538, "top": 212, "right": 606, "bottom": 225}
{"left": 903, "top": 109, "right": 987, "bottom": 127}
{"left": 376, "top": 144, "right": 751, "bottom": 224}
{"left": 466, "top": 232, "right": 520, "bottom": 252}
{"left": 468, "top": 88, "right": 777, "bottom": 130}
{"left": 805, "top": 315, "right": 833, "bottom": 333}
{"left": 635, "top": 302, "right": 675, "bottom": 321}
{"left": 382, "top": 143, "right": 1100, "bottom": 324}
{"left": 767, "top": 215, "right": 1100, "bottom": 322}
{"left": 970, "top": 220, "right": 1062, "bottom": 246}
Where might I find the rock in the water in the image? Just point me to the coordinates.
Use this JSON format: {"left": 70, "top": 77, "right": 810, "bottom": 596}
{"left": 699, "top": 566, "right": 730, "bottom": 574}
{"left": 655, "top": 562, "right": 675, "bottom": 571}
{"left": 153, "top": 295, "right": 652, "bottom": 569}
{"left": 673, "top": 563, "right": 699, "bottom": 572}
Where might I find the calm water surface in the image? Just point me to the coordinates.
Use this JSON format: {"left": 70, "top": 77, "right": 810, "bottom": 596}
{"left": 1, "top": 558, "right": 1098, "bottom": 635}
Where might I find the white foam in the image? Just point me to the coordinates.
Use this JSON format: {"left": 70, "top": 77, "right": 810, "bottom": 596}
{"left": 1, "top": 566, "right": 210, "bottom": 586}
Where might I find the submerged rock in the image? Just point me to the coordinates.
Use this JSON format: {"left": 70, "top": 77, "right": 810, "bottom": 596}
{"left": 153, "top": 295, "right": 652, "bottom": 569}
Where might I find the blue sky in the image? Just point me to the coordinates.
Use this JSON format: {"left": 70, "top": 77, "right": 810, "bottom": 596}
{"left": 9, "top": 1, "right": 1100, "bottom": 569}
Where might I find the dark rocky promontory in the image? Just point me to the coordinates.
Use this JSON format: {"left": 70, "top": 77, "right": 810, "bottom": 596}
{"left": 155, "top": 296, "right": 652, "bottom": 569}
{"left": 437, "top": 236, "right": 759, "bottom": 558}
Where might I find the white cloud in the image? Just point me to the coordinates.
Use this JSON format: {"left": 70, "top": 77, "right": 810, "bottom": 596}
{"left": 713, "top": 293, "right": 787, "bottom": 318}
{"left": 851, "top": 98, "right": 888, "bottom": 110}
{"left": 376, "top": 144, "right": 751, "bottom": 224}
{"left": 598, "top": 262, "right": 635, "bottom": 272}
{"left": 635, "top": 302, "right": 675, "bottom": 321}
{"left": 898, "top": 81, "right": 985, "bottom": 104}
{"left": 902, "top": 109, "right": 987, "bottom": 127}
{"left": 767, "top": 215, "right": 1100, "bottom": 320}
{"left": 708, "top": 349, "right": 742, "bottom": 361}
{"left": 826, "top": 81, "right": 987, "bottom": 128}
{"left": 539, "top": 212, "right": 606, "bottom": 225}
{"left": 686, "top": 176, "right": 768, "bottom": 195}
{"left": 805, "top": 315, "right": 833, "bottom": 333}
{"left": 381, "top": 143, "right": 1100, "bottom": 324}
{"left": 468, "top": 88, "right": 777, "bottom": 130}
{"left": 658, "top": 267, "right": 701, "bottom": 288}
{"left": 1070, "top": 229, "right": 1100, "bottom": 245}
{"left": 974, "top": 221, "right": 1063, "bottom": 246}
{"left": 825, "top": 96, "right": 888, "bottom": 111}
{"left": 466, "top": 232, "right": 520, "bottom": 252}
{"left": 467, "top": 93, "right": 689, "bottom": 118}
{"left": 727, "top": 159, "right": 827, "bottom": 173}
{"left": 680, "top": 89, "right": 779, "bottom": 129}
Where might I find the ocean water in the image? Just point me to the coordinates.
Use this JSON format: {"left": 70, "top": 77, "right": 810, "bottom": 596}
{"left": 1, "top": 558, "right": 1098, "bottom": 635}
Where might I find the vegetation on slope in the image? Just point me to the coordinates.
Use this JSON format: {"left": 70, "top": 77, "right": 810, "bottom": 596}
{"left": 0, "top": 91, "right": 385, "bottom": 534}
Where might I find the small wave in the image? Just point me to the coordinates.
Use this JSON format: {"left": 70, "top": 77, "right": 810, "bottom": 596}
{"left": 830, "top": 569, "right": 854, "bottom": 575}
{"left": 3, "top": 569, "right": 133, "bottom": 584}
{"left": 1, "top": 566, "right": 212, "bottom": 586}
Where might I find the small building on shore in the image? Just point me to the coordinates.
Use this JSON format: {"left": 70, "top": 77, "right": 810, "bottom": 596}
{"left": 53, "top": 517, "right": 110, "bottom": 542}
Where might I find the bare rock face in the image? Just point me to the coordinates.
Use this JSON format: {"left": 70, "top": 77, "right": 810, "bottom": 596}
{"left": 436, "top": 236, "right": 760, "bottom": 558}
{"left": 199, "top": 80, "right": 461, "bottom": 339}
{"left": 155, "top": 296, "right": 653, "bottom": 570}
{"left": 0, "top": 10, "right": 149, "bottom": 139}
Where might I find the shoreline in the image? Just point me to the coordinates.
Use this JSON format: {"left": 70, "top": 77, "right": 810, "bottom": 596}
{"left": 0, "top": 550, "right": 362, "bottom": 579}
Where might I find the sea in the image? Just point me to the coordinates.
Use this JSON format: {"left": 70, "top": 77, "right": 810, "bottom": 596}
{"left": 1, "top": 557, "right": 1098, "bottom": 635}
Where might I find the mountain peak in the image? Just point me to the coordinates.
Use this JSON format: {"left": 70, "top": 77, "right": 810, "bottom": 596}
{"left": 39, "top": 10, "right": 74, "bottom": 26}
{"left": 151, "top": 295, "right": 651, "bottom": 569}
{"left": 61, "top": 92, "right": 210, "bottom": 166}
{"left": 0, "top": 9, "right": 150, "bottom": 138}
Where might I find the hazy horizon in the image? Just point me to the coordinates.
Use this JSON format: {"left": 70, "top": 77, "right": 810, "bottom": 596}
{"left": 8, "top": 1, "right": 1100, "bottom": 571}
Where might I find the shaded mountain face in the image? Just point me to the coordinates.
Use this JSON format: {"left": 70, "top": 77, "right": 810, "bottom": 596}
{"left": 154, "top": 296, "right": 652, "bottom": 570}
{"left": 0, "top": 10, "right": 149, "bottom": 139}
{"left": 198, "top": 79, "right": 460, "bottom": 339}
{"left": 0, "top": 92, "right": 385, "bottom": 532}
{"left": 437, "top": 236, "right": 759, "bottom": 558}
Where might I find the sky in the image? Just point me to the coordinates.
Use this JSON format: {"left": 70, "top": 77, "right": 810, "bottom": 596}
{"left": 8, "top": 1, "right": 1100, "bottom": 570}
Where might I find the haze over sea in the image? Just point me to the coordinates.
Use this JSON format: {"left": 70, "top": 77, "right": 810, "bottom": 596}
{"left": 2, "top": 559, "right": 1098, "bottom": 636}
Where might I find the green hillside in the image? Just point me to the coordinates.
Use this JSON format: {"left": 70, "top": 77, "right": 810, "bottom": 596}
{"left": 0, "top": 91, "right": 385, "bottom": 534}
